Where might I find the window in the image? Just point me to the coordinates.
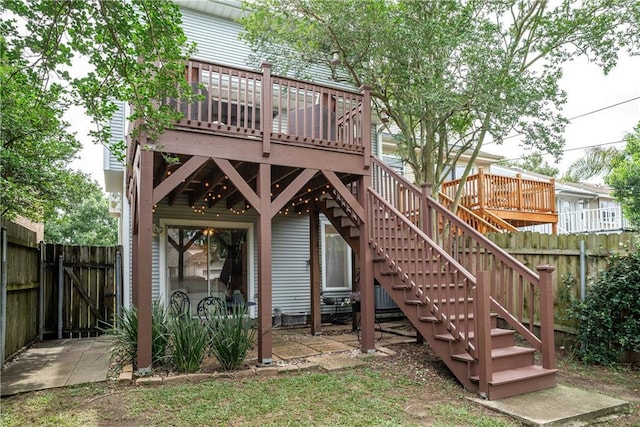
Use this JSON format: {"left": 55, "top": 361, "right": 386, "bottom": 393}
{"left": 600, "top": 200, "right": 617, "bottom": 226}
{"left": 165, "top": 226, "right": 247, "bottom": 313}
{"left": 321, "top": 223, "right": 352, "bottom": 291}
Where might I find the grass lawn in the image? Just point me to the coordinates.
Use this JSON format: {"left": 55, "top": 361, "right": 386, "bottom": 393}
{"left": 1, "top": 343, "right": 638, "bottom": 426}
{"left": 0, "top": 349, "right": 515, "bottom": 426}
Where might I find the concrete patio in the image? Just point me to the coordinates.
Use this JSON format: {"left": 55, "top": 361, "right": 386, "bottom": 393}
{"left": 0, "top": 321, "right": 630, "bottom": 426}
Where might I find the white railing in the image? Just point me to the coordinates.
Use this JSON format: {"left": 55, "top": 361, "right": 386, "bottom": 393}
{"left": 522, "top": 206, "right": 632, "bottom": 234}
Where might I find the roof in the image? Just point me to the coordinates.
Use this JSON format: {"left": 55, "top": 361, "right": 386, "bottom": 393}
{"left": 174, "top": 0, "right": 244, "bottom": 20}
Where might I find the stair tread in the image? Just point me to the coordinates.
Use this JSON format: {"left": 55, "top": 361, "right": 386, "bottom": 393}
{"left": 470, "top": 365, "right": 558, "bottom": 385}
{"left": 435, "top": 328, "right": 513, "bottom": 342}
{"left": 420, "top": 312, "right": 498, "bottom": 323}
{"left": 451, "top": 346, "right": 535, "bottom": 362}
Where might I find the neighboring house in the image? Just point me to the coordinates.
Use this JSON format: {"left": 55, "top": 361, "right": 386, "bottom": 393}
{"left": 13, "top": 215, "right": 44, "bottom": 242}
{"left": 104, "top": 0, "right": 558, "bottom": 399}
{"left": 490, "top": 165, "right": 632, "bottom": 234}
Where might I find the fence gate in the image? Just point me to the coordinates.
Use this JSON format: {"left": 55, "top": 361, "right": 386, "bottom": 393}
{"left": 42, "top": 244, "right": 122, "bottom": 338}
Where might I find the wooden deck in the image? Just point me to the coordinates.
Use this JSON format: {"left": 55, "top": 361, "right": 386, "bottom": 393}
{"left": 126, "top": 60, "right": 374, "bottom": 369}
{"left": 442, "top": 168, "right": 558, "bottom": 233}
{"left": 125, "top": 60, "right": 557, "bottom": 399}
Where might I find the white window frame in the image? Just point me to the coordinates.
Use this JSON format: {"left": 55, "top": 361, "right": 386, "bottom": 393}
{"left": 320, "top": 219, "right": 352, "bottom": 292}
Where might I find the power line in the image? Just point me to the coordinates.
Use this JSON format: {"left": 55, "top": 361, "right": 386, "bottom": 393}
{"left": 566, "top": 96, "right": 640, "bottom": 121}
{"left": 502, "top": 138, "right": 626, "bottom": 162}
{"left": 485, "top": 95, "right": 640, "bottom": 145}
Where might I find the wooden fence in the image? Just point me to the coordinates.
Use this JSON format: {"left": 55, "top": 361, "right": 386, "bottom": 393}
{"left": 1, "top": 220, "right": 40, "bottom": 363}
{"left": 485, "top": 231, "right": 640, "bottom": 333}
{"left": 42, "top": 244, "right": 122, "bottom": 339}
{"left": 1, "top": 219, "right": 122, "bottom": 363}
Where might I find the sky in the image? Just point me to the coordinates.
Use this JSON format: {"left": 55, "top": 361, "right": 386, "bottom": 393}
{"left": 482, "top": 53, "right": 640, "bottom": 181}
{"left": 68, "top": 53, "right": 640, "bottom": 191}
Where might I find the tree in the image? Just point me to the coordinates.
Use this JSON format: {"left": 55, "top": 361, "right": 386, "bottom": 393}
{"left": 240, "top": 0, "right": 639, "bottom": 209}
{"left": 606, "top": 122, "right": 640, "bottom": 227}
{"left": 45, "top": 177, "right": 118, "bottom": 246}
{"left": 1, "top": 0, "right": 193, "bottom": 222}
{"left": 499, "top": 152, "right": 559, "bottom": 177}
{"left": 562, "top": 147, "right": 622, "bottom": 183}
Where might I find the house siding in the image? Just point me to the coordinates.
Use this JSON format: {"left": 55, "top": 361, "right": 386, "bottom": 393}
{"left": 272, "top": 215, "right": 312, "bottom": 314}
{"left": 104, "top": 102, "right": 126, "bottom": 172}
{"left": 181, "top": 9, "right": 252, "bottom": 68}
{"left": 113, "top": 4, "right": 379, "bottom": 317}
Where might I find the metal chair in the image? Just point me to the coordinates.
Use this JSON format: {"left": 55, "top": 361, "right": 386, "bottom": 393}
{"left": 170, "top": 290, "right": 190, "bottom": 317}
{"left": 196, "top": 296, "right": 226, "bottom": 322}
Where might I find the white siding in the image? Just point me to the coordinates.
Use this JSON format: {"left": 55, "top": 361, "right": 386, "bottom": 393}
{"left": 272, "top": 215, "right": 312, "bottom": 314}
{"left": 104, "top": 102, "right": 126, "bottom": 171}
{"left": 181, "top": 9, "right": 252, "bottom": 68}
{"left": 180, "top": 7, "right": 356, "bottom": 91}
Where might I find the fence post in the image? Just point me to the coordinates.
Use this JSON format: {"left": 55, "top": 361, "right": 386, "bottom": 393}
{"left": 261, "top": 62, "right": 272, "bottom": 158}
{"left": 39, "top": 242, "right": 44, "bottom": 341}
{"left": 420, "top": 183, "right": 432, "bottom": 238}
{"left": 475, "top": 271, "right": 492, "bottom": 399}
{"left": 537, "top": 265, "right": 556, "bottom": 370}
{"left": 58, "top": 253, "right": 64, "bottom": 339}
{"left": 115, "top": 249, "right": 122, "bottom": 324}
{"left": 1, "top": 227, "right": 7, "bottom": 364}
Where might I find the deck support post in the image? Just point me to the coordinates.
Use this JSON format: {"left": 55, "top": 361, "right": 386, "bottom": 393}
{"left": 257, "top": 163, "right": 273, "bottom": 364}
{"left": 135, "top": 148, "right": 154, "bottom": 373}
{"left": 476, "top": 271, "right": 492, "bottom": 399}
{"left": 359, "top": 175, "right": 375, "bottom": 352}
{"left": 310, "top": 205, "right": 322, "bottom": 335}
{"left": 537, "top": 265, "right": 556, "bottom": 370}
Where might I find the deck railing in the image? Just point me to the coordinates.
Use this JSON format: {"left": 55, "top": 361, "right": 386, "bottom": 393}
{"left": 165, "top": 59, "right": 370, "bottom": 159}
{"left": 442, "top": 168, "right": 556, "bottom": 214}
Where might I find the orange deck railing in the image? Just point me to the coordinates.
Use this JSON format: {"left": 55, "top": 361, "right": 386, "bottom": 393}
{"left": 441, "top": 168, "right": 556, "bottom": 214}
{"left": 164, "top": 59, "right": 370, "bottom": 160}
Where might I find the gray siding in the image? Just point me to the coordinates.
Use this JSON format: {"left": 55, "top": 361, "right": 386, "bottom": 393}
{"left": 104, "top": 102, "right": 126, "bottom": 171}
{"left": 181, "top": 9, "right": 252, "bottom": 68}
{"left": 272, "top": 215, "right": 311, "bottom": 314}
{"left": 180, "top": 7, "right": 356, "bottom": 91}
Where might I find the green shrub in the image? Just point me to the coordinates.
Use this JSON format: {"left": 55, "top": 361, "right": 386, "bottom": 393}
{"left": 570, "top": 246, "right": 640, "bottom": 365}
{"left": 208, "top": 304, "right": 256, "bottom": 371}
{"left": 103, "top": 300, "right": 169, "bottom": 369}
{"left": 168, "top": 316, "right": 210, "bottom": 373}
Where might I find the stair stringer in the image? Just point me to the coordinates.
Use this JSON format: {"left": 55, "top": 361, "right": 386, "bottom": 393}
{"left": 320, "top": 173, "right": 557, "bottom": 400}
{"left": 372, "top": 257, "right": 480, "bottom": 393}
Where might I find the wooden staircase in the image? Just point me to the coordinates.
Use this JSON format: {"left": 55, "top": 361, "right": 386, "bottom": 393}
{"left": 321, "top": 157, "right": 557, "bottom": 400}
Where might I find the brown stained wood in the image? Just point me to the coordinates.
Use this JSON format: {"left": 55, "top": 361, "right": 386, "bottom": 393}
{"left": 64, "top": 267, "right": 101, "bottom": 321}
{"left": 135, "top": 148, "right": 154, "bottom": 370}
{"left": 310, "top": 206, "right": 322, "bottom": 335}
{"left": 225, "top": 163, "right": 259, "bottom": 209}
{"left": 322, "top": 170, "right": 365, "bottom": 222}
{"left": 270, "top": 169, "right": 318, "bottom": 217}
{"left": 256, "top": 163, "right": 273, "bottom": 363}
{"left": 156, "top": 131, "right": 367, "bottom": 175}
{"left": 213, "top": 158, "right": 261, "bottom": 213}
{"left": 153, "top": 155, "right": 210, "bottom": 205}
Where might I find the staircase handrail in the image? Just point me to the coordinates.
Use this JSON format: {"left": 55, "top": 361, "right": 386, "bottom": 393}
{"left": 437, "top": 192, "right": 504, "bottom": 233}
{"left": 371, "top": 157, "right": 540, "bottom": 285}
{"left": 367, "top": 187, "right": 478, "bottom": 354}
{"left": 370, "top": 157, "right": 555, "bottom": 370}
